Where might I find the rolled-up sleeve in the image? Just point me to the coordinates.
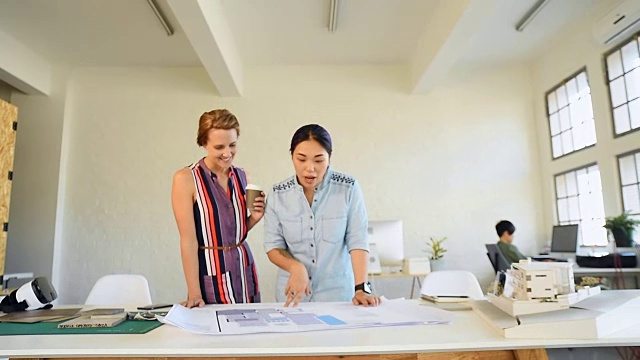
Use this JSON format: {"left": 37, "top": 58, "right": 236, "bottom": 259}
{"left": 345, "top": 180, "right": 368, "bottom": 252}
{"left": 263, "top": 192, "right": 286, "bottom": 253}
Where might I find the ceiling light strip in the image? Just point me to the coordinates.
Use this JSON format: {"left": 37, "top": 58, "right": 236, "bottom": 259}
{"left": 146, "top": 0, "right": 175, "bottom": 37}
{"left": 328, "top": 0, "right": 340, "bottom": 33}
{"left": 515, "top": 0, "right": 551, "bottom": 32}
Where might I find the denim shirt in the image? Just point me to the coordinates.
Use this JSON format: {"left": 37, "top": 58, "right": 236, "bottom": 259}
{"left": 264, "top": 168, "right": 368, "bottom": 302}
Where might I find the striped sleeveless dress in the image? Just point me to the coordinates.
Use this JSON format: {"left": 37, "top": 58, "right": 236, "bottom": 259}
{"left": 190, "top": 158, "right": 260, "bottom": 304}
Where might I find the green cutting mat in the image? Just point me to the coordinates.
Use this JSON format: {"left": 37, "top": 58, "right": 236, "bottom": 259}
{"left": 0, "top": 319, "right": 163, "bottom": 335}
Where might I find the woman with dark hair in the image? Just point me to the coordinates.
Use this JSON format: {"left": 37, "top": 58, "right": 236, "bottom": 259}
{"left": 264, "top": 124, "right": 380, "bottom": 307}
{"left": 171, "top": 109, "right": 264, "bottom": 308}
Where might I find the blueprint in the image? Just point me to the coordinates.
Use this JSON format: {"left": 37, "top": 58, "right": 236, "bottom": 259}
{"left": 157, "top": 298, "right": 453, "bottom": 335}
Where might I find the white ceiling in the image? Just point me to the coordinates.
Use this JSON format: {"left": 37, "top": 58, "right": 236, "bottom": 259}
{"left": 460, "top": 0, "right": 622, "bottom": 67}
{"left": 0, "top": 0, "right": 628, "bottom": 96}
{"left": 0, "top": 0, "right": 623, "bottom": 68}
{"left": 220, "top": 0, "right": 439, "bottom": 65}
{"left": 0, "top": 0, "right": 200, "bottom": 67}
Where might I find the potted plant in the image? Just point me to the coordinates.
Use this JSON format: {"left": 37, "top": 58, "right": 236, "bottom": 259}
{"left": 425, "top": 236, "right": 447, "bottom": 272}
{"left": 603, "top": 212, "right": 640, "bottom": 247}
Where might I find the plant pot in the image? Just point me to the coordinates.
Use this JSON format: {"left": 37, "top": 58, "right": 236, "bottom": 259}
{"left": 611, "top": 228, "right": 635, "bottom": 247}
{"left": 429, "top": 259, "right": 445, "bottom": 272}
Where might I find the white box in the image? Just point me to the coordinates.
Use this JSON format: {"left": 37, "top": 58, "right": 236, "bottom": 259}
{"left": 403, "top": 257, "right": 429, "bottom": 275}
{"left": 474, "top": 290, "right": 640, "bottom": 339}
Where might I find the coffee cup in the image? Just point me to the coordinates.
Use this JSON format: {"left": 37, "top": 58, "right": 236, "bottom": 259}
{"left": 245, "top": 184, "right": 263, "bottom": 211}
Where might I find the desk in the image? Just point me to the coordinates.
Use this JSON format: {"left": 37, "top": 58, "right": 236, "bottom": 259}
{"left": 2, "top": 299, "right": 640, "bottom": 360}
{"left": 573, "top": 266, "right": 640, "bottom": 288}
{"left": 369, "top": 271, "right": 426, "bottom": 298}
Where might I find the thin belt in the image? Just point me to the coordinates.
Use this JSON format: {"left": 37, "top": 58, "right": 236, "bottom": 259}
{"left": 199, "top": 239, "right": 247, "bottom": 251}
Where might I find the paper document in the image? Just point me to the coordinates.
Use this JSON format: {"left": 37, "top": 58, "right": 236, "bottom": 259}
{"left": 158, "top": 297, "right": 453, "bottom": 335}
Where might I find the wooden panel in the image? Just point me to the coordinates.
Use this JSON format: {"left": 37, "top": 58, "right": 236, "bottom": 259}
{"left": 7, "top": 349, "right": 543, "bottom": 360}
{"left": 417, "top": 350, "right": 516, "bottom": 359}
{"left": 0, "top": 98, "right": 18, "bottom": 289}
{"left": 514, "top": 348, "right": 549, "bottom": 360}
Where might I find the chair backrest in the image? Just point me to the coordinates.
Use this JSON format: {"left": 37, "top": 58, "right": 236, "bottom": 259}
{"left": 420, "top": 270, "right": 484, "bottom": 300}
{"left": 85, "top": 274, "right": 152, "bottom": 306}
{"left": 485, "top": 244, "right": 511, "bottom": 273}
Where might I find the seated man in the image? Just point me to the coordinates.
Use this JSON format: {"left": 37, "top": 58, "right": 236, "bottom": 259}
{"left": 495, "top": 220, "right": 527, "bottom": 264}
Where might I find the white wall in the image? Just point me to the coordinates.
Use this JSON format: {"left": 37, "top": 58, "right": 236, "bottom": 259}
{"left": 5, "top": 66, "right": 69, "bottom": 282}
{"left": 47, "top": 64, "right": 541, "bottom": 304}
{"left": 531, "top": 11, "right": 640, "bottom": 244}
{"left": 0, "top": 80, "right": 13, "bottom": 101}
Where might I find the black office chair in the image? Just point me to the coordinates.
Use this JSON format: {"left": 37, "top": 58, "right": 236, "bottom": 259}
{"left": 485, "top": 244, "right": 511, "bottom": 273}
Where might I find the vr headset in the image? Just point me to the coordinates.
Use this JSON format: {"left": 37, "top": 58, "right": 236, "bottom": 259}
{"left": 0, "top": 276, "right": 58, "bottom": 313}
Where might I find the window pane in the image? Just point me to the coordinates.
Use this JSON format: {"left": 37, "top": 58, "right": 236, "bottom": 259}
{"left": 584, "top": 118, "right": 597, "bottom": 146}
{"left": 566, "top": 78, "right": 579, "bottom": 103}
{"left": 622, "top": 184, "right": 640, "bottom": 213}
{"left": 569, "top": 102, "right": 582, "bottom": 127}
{"left": 607, "top": 50, "right": 624, "bottom": 80}
{"left": 629, "top": 98, "right": 640, "bottom": 130}
{"left": 577, "top": 72, "right": 590, "bottom": 96}
{"left": 589, "top": 167, "right": 602, "bottom": 190}
{"left": 559, "top": 107, "right": 571, "bottom": 131}
{"left": 568, "top": 197, "right": 580, "bottom": 221}
{"left": 548, "top": 92, "right": 558, "bottom": 114}
{"left": 593, "top": 193, "right": 606, "bottom": 219}
{"left": 572, "top": 122, "right": 584, "bottom": 150}
{"left": 621, "top": 40, "right": 640, "bottom": 73}
{"left": 557, "top": 86, "right": 568, "bottom": 109}
{"left": 583, "top": 220, "right": 607, "bottom": 246}
{"left": 579, "top": 194, "right": 592, "bottom": 219}
{"left": 576, "top": 169, "right": 589, "bottom": 193}
{"left": 607, "top": 40, "right": 640, "bottom": 136}
{"left": 555, "top": 162, "right": 605, "bottom": 245}
{"left": 582, "top": 94, "right": 594, "bottom": 121}
{"left": 550, "top": 113, "right": 560, "bottom": 135}
{"left": 552, "top": 135, "right": 563, "bottom": 158}
{"left": 561, "top": 131, "right": 573, "bottom": 154}
{"left": 632, "top": 215, "right": 640, "bottom": 243}
{"left": 558, "top": 198, "right": 569, "bottom": 222}
{"left": 610, "top": 77, "right": 627, "bottom": 107}
{"left": 556, "top": 175, "right": 567, "bottom": 198}
{"left": 625, "top": 68, "right": 640, "bottom": 101}
{"left": 636, "top": 154, "right": 640, "bottom": 183}
{"left": 619, "top": 154, "right": 638, "bottom": 185}
{"left": 546, "top": 71, "right": 595, "bottom": 158}
{"left": 566, "top": 171, "right": 578, "bottom": 196}
{"left": 614, "top": 104, "right": 631, "bottom": 134}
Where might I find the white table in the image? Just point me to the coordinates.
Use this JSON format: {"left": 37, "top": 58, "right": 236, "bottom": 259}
{"left": 2, "top": 299, "right": 640, "bottom": 360}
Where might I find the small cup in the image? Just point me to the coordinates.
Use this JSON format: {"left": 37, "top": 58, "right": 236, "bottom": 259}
{"left": 245, "top": 184, "right": 263, "bottom": 211}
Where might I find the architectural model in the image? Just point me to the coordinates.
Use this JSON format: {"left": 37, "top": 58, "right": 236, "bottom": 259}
{"left": 488, "top": 258, "right": 601, "bottom": 316}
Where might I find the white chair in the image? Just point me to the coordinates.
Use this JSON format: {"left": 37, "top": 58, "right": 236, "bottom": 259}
{"left": 85, "top": 274, "right": 152, "bottom": 306}
{"left": 420, "top": 270, "right": 485, "bottom": 300}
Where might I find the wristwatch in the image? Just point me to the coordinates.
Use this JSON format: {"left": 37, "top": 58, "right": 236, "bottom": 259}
{"left": 354, "top": 282, "right": 372, "bottom": 294}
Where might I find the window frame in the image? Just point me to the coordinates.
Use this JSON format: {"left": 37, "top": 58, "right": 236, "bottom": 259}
{"left": 603, "top": 31, "right": 640, "bottom": 138}
{"left": 616, "top": 148, "right": 640, "bottom": 220}
{"left": 553, "top": 162, "right": 607, "bottom": 247}
{"left": 544, "top": 67, "right": 597, "bottom": 160}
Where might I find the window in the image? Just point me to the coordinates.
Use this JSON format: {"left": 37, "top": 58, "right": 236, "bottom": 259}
{"left": 546, "top": 69, "right": 597, "bottom": 159}
{"left": 605, "top": 33, "right": 640, "bottom": 136}
{"left": 554, "top": 164, "right": 606, "bottom": 246}
{"left": 617, "top": 149, "right": 640, "bottom": 243}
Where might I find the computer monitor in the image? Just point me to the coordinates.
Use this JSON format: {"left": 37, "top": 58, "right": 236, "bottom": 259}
{"left": 368, "top": 220, "right": 404, "bottom": 271}
{"left": 550, "top": 224, "right": 579, "bottom": 258}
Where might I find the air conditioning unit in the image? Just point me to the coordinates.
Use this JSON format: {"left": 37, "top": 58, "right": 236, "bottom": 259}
{"left": 593, "top": 0, "right": 640, "bottom": 46}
